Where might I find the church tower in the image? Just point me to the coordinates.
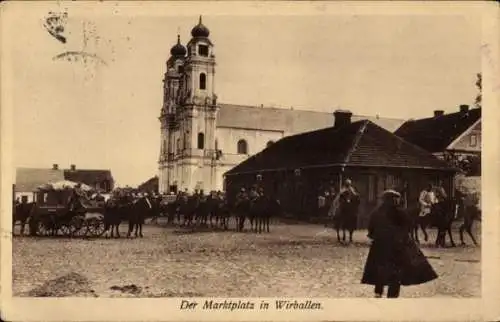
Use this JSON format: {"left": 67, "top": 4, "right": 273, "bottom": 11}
{"left": 158, "top": 34, "right": 186, "bottom": 193}
{"left": 159, "top": 16, "right": 219, "bottom": 193}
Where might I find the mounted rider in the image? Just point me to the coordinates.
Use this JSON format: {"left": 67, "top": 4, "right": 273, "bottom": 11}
{"left": 418, "top": 183, "right": 437, "bottom": 217}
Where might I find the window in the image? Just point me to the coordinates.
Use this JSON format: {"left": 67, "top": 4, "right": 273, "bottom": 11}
{"left": 266, "top": 140, "right": 274, "bottom": 148}
{"left": 177, "top": 65, "right": 184, "bottom": 73}
{"left": 237, "top": 139, "right": 248, "bottom": 154}
{"left": 199, "top": 73, "right": 206, "bottom": 90}
{"left": 198, "top": 45, "right": 209, "bottom": 57}
{"left": 197, "top": 132, "right": 205, "bottom": 150}
{"left": 162, "top": 139, "right": 167, "bottom": 154}
{"left": 176, "top": 138, "right": 181, "bottom": 153}
{"left": 470, "top": 134, "right": 478, "bottom": 147}
{"left": 215, "top": 139, "right": 218, "bottom": 151}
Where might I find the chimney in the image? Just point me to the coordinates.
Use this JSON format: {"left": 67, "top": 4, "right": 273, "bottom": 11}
{"left": 333, "top": 109, "right": 353, "bottom": 128}
{"left": 52, "top": 164, "right": 59, "bottom": 170}
{"left": 70, "top": 164, "right": 76, "bottom": 171}
{"left": 459, "top": 104, "right": 470, "bottom": 113}
{"left": 434, "top": 110, "right": 444, "bottom": 117}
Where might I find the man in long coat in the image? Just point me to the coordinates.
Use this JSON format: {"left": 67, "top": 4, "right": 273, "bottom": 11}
{"left": 362, "top": 189, "right": 438, "bottom": 298}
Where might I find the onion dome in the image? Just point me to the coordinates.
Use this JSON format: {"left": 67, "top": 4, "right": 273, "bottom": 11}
{"left": 191, "top": 15, "right": 210, "bottom": 38}
{"left": 170, "top": 35, "right": 186, "bottom": 57}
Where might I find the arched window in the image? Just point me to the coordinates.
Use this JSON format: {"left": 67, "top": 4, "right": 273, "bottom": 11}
{"left": 197, "top": 132, "right": 205, "bottom": 150}
{"left": 215, "top": 138, "right": 219, "bottom": 151}
{"left": 176, "top": 138, "right": 181, "bottom": 152}
{"left": 266, "top": 140, "right": 274, "bottom": 148}
{"left": 199, "top": 73, "right": 206, "bottom": 90}
{"left": 237, "top": 139, "right": 248, "bottom": 154}
{"left": 162, "top": 139, "right": 167, "bottom": 154}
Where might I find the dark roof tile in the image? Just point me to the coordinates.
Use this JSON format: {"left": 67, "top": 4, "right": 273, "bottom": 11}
{"left": 225, "top": 120, "right": 454, "bottom": 176}
{"left": 395, "top": 108, "right": 481, "bottom": 153}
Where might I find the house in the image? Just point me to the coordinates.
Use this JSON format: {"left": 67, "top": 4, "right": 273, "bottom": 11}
{"left": 63, "top": 164, "right": 115, "bottom": 192}
{"left": 14, "top": 164, "right": 115, "bottom": 203}
{"left": 14, "top": 164, "right": 65, "bottom": 203}
{"left": 224, "top": 110, "right": 457, "bottom": 228}
{"left": 138, "top": 176, "right": 159, "bottom": 194}
{"left": 395, "top": 105, "right": 481, "bottom": 176}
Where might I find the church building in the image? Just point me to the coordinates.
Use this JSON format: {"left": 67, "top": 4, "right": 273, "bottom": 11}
{"left": 158, "top": 17, "right": 406, "bottom": 193}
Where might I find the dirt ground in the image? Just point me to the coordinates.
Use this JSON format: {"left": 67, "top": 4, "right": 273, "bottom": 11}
{"left": 12, "top": 220, "right": 481, "bottom": 298}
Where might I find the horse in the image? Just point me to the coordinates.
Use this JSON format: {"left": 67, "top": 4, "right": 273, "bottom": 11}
{"left": 333, "top": 192, "right": 360, "bottom": 244}
{"left": 408, "top": 204, "right": 433, "bottom": 244}
{"left": 148, "top": 197, "right": 163, "bottom": 224}
{"left": 431, "top": 198, "right": 458, "bottom": 248}
{"left": 13, "top": 202, "right": 36, "bottom": 236}
{"left": 253, "top": 196, "right": 281, "bottom": 233}
{"left": 459, "top": 204, "right": 481, "bottom": 246}
{"left": 126, "top": 195, "right": 153, "bottom": 238}
{"left": 103, "top": 198, "right": 129, "bottom": 238}
{"left": 235, "top": 197, "right": 251, "bottom": 232}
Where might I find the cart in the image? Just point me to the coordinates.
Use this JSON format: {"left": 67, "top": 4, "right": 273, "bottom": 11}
{"left": 29, "top": 181, "right": 107, "bottom": 238}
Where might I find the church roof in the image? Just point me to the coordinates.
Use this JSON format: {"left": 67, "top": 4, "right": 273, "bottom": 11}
{"left": 395, "top": 106, "right": 481, "bottom": 153}
{"left": 225, "top": 120, "right": 455, "bottom": 176}
{"left": 217, "top": 103, "right": 405, "bottom": 134}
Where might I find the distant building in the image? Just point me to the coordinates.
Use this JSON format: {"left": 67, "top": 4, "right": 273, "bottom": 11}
{"left": 63, "top": 164, "right": 115, "bottom": 192}
{"left": 224, "top": 110, "right": 456, "bottom": 228}
{"left": 14, "top": 164, "right": 65, "bottom": 203}
{"left": 14, "top": 164, "right": 115, "bottom": 202}
{"left": 395, "top": 105, "right": 481, "bottom": 176}
{"left": 138, "top": 176, "right": 159, "bottom": 194}
{"left": 158, "top": 17, "right": 406, "bottom": 194}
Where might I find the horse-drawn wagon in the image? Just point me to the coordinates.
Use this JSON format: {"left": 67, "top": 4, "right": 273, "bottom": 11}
{"left": 28, "top": 181, "right": 107, "bottom": 238}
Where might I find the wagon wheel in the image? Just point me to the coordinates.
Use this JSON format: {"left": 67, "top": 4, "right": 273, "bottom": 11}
{"left": 37, "top": 220, "right": 52, "bottom": 237}
{"left": 86, "top": 217, "right": 106, "bottom": 238}
{"left": 69, "top": 215, "right": 86, "bottom": 237}
{"left": 59, "top": 223, "right": 74, "bottom": 237}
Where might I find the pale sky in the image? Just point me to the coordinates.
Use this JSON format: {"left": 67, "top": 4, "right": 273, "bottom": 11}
{"left": 6, "top": 3, "right": 481, "bottom": 187}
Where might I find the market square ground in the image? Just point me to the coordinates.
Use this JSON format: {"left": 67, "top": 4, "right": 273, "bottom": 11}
{"left": 12, "top": 220, "right": 480, "bottom": 298}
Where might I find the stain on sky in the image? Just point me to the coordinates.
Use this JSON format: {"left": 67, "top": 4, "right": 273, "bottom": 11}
{"left": 44, "top": 11, "right": 68, "bottom": 44}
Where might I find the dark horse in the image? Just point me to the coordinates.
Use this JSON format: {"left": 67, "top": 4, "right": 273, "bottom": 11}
{"left": 333, "top": 191, "right": 360, "bottom": 243}
{"left": 431, "top": 198, "right": 458, "bottom": 247}
{"left": 13, "top": 202, "right": 36, "bottom": 236}
{"left": 252, "top": 196, "right": 281, "bottom": 233}
{"left": 409, "top": 204, "right": 432, "bottom": 244}
{"left": 103, "top": 198, "right": 129, "bottom": 238}
{"left": 126, "top": 196, "right": 153, "bottom": 238}
{"left": 459, "top": 203, "right": 481, "bottom": 246}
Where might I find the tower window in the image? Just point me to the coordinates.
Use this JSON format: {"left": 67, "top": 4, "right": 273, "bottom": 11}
{"left": 197, "top": 132, "right": 205, "bottom": 150}
{"left": 237, "top": 139, "right": 248, "bottom": 154}
{"left": 198, "top": 45, "right": 209, "bottom": 57}
{"left": 177, "top": 65, "right": 184, "bottom": 73}
{"left": 176, "top": 138, "right": 180, "bottom": 153}
{"left": 199, "top": 73, "right": 206, "bottom": 90}
{"left": 266, "top": 140, "right": 274, "bottom": 148}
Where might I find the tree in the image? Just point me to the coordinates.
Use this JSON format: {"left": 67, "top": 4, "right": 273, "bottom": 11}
{"left": 475, "top": 73, "right": 482, "bottom": 108}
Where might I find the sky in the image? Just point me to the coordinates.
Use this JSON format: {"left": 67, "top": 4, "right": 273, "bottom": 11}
{"left": 6, "top": 3, "right": 482, "bottom": 187}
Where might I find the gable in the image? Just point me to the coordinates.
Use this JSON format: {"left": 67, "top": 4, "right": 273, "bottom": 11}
{"left": 447, "top": 120, "right": 481, "bottom": 152}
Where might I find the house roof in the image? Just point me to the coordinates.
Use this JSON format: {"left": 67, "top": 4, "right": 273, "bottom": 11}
{"left": 395, "top": 108, "right": 481, "bottom": 153}
{"left": 225, "top": 120, "right": 455, "bottom": 176}
{"left": 15, "top": 168, "right": 65, "bottom": 192}
{"left": 64, "top": 169, "right": 114, "bottom": 186}
{"left": 217, "top": 103, "right": 406, "bottom": 134}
